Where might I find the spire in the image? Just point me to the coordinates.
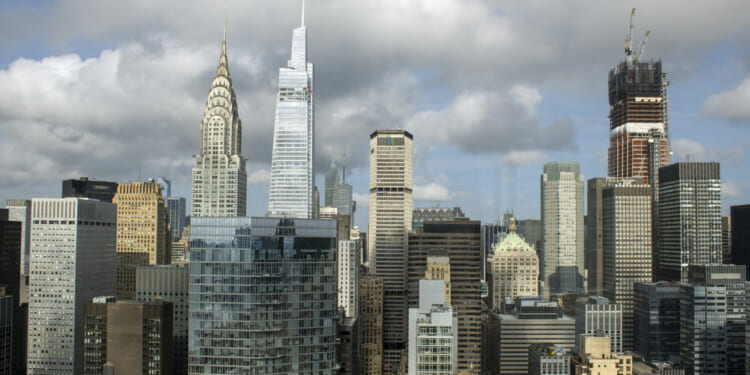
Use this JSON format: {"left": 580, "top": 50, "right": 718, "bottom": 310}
{"left": 301, "top": 0, "right": 305, "bottom": 27}
{"left": 217, "top": 20, "right": 229, "bottom": 77}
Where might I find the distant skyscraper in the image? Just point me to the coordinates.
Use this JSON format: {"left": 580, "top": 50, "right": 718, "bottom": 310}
{"left": 190, "top": 28, "right": 247, "bottom": 218}
{"left": 325, "top": 161, "right": 339, "bottom": 207}
{"left": 601, "top": 182, "right": 652, "bottom": 351}
{"left": 0, "top": 209, "right": 21, "bottom": 375}
{"left": 368, "top": 130, "right": 413, "bottom": 372}
{"left": 574, "top": 296, "right": 623, "bottom": 354}
{"left": 61, "top": 177, "right": 118, "bottom": 202}
{"left": 487, "top": 216, "right": 539, "bottom": 311}
{"left": 5, "top": 200, "right": 30, "bottom": 278}
{"left": 688, "top": 264, "right": 747, "bottom": 375}
{"left": 338, "top": 229, "right": 361, "bottom": 318}
{"left": 657, "top": 162, "right": 722, "bottom": 282}
{"left": 633, "top": 281, "right": 681, "bottom": 363}
{"left": 731, "top": 205, "right": 750, "bottom": 279}
{"left": 722, "top": 215, "right": 732, "bottom": 264}
{"left": 113, "top": 181, "right": 170, "bottom": 300}
{"left": 188, "top": 217, "right": 337, "bottom": 373}
{"left": 136, "top": 264, "right": 189, "bottom": 375}
{"left": 412, "top": 206, "right": 467, "bottom": 231}
{"left": 27, "top": 198, "right": 116, "bottom": 375}
{"left": 83, "top": 298, "right": 173, "bottom": 375}
{"left": 407, "top": 222, "right": 482, "bottom": 374}
{"left": 359, "top": 276, "right": 384, "bottom": 375}
{"left": 267, "top": 9, "right": 315, "bottom": 219}
{"left": 167, "top": 197, "right": 186, "bottom": 241}
{"left": 607, "top": 60, "right": 670, "bottom": 186}
{"left": 541, "top": 162, "right": 584, "bottom": 297}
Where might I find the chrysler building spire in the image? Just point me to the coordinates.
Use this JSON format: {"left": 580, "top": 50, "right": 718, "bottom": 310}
{"left": 191, "top": 26, "right": 247, "bottom": 217}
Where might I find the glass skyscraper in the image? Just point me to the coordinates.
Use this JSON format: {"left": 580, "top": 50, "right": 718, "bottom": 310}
{"left": 188, "top": 217, "right": 338, "bottom": 374}
{"left": 267, "top": 9, "right": 315, "bottom": 219}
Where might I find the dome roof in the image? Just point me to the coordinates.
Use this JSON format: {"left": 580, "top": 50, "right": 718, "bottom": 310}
{"left": 492, "top": 215, "right": 535, "bottom": 254}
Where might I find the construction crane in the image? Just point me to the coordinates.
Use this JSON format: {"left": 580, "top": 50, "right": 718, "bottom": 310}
{"left": 625, "top": 8, "right": 636, "bottom": 63}
{"left": 635, "top": 30, "right": 651, "bottom": 63}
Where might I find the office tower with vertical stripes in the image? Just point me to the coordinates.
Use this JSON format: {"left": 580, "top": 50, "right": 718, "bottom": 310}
{"left": 268, "top": 5, "right": 315, "bottom": 219}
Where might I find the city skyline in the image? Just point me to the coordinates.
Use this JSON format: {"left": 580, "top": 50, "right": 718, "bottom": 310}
{"left": 0, "top": 1, "right": 749, "bottom": 229}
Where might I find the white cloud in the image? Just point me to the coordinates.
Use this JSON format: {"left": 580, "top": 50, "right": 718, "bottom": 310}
{"left": 414, "top": 181, "right": 457, "bottom": 201}
{"left": 671, "top": 139, "right": 745, "bottom": 165}
{"left": 353, "top": 192, "right": 369, "bottom": 207}
{"left": 672, "top": 138, "right": 709, "bottom": 161}
{"left": 704, "top": 76, "right": 750, "bottom": 124}
{"left": 247, "top": 169, "right": 270, "bottom": 185}
{"left": 723, "top": 180, "right": 742, "bottom": 198}
{"left": 500, "top": 150, "right": 547, "bottom": 168}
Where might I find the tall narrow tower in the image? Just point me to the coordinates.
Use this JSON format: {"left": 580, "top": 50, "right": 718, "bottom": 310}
{"left": 190, "top": 27, "right": 247, "bottom": 218}
{"left": 267, "top": 5, "right": 315, "bottom": 218}
{"left": 368, "top": 130, "right": 413, "bottom": 373}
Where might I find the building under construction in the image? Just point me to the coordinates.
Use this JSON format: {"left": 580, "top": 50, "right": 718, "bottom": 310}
{"left": 607, "top": 9, "right": 670, "bottom": 186}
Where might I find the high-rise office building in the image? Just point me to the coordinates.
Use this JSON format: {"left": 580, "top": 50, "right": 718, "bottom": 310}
{"left": 688, "top": 264, "right": 747, "bottom": 375}
{"left": 633, "top": 282, "right": 681, "bottom": 363}
{"left": 0, "top": 210, "right": 21, "bottom": 375}
{"left": 730, "top": 205, "right": 750, "bottom": 278}
{"left": 541, "top": 162, "right": 584, "bottom": 297}
{"left": 325, "top": 161, "right": 339, "bottom": 207}
{"left": 487, "top": 298, "right": 575, "bottom": 375}
{"left": 680, "top": 283, "right": 728, "bottom": 375}
{"left": 412, "top": 206, "right": 467, "bottom": 231}
{"left": 5, "top": 200, "right": 30, "bottom": 279}
{"left": 607, "top": 59, "right": 670, "bottom": 185}
{"left": 167, "top": 197, "right": 186, "bottom": 241}
{"left": 27, "top": 198, "right": 116, "bottom": 375}
{"left": 359, "top": 276, "right": 384, "bottom": 375}
{"left": 487, "top": 216, "right": 539, "bottom": 311}
{"left": 188, "top": 217, "right": 337, "bottom": 373}
{"left": 136, "top": 264, "right": 189, "bottom": 375}
{"left": 657, "top": 163, "right": 722, "bottom": 282}
{"left": 586, "top": 177, "right": 644, "bottom": 295}
{"left": 61, "top": 177, "right": 118, "bottom": 202}
{"left": 407, "top": 222, "right": 482, "bottom": 374}
{"left": 601, "top": 182, "right": 652, "bottom": 351}
{"left": 574, "top": 296, "right": 623, "bottom": 353}
{"left": 407, "top": 280, "right": 458, "bottom": 375}
{"left": 190, "top": 28, "right": 247, "bottom": 218}
{"left": 267, "top": 8, "right": 315, "bottom": 219}
{"left": 0, "top": 293, "right": 11, "bottom": 375}
{"left": 83, "top": 298, "right": 173, "bottom": 375}
{"left": 113, "top": 181, "right": 170, "bottom": 300}
{"left": 722, "top": 215, "right": 732, "bottom": 264}
{"left": 368, "top": 130, "right": 413, "bottom": 371}
{"left": 339, "top": 232, "right": 361, "bottom": 318}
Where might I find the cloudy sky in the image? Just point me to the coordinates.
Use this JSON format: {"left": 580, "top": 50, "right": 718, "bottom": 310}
{"left": 1, "top": 0, "right": 749, "bottom": 229}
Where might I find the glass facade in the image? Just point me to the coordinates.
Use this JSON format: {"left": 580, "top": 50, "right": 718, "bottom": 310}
{"left": 167, "top": 197, "right": 187, "bottom": 241}
{"left": 268, "top": 22, "right": 315, "bottom": 219}
{"left": 188, "top": 217, "right": 337, "bottom": 374}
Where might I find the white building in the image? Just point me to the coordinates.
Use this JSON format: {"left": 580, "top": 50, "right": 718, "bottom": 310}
{"left": 408, "top": 280, "right": 458, "bottom": 375}
{"left": 338, "top": 228, "right": 361, "bottom": 318}
{"left": 575, "top": 296, "right": 623, "bottom": 354}
{"left": 27, "top": 198, "right": 116, "bottom": 375}
{"left": 267, "top": 8, "right": 315, "bottom": 219}
{"left": 487, "top": 215, "right": 539, "bottom": 311}
{"left": 190, "top": 28, "right": 247, "bottom": 218}
{"left": 541, "top": 162, "right": 584, "bottom": 297}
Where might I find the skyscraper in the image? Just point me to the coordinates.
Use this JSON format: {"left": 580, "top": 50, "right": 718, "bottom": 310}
{"left": 338, "top": 230, "right": 361, "bottom": 319}
{"left": 27, "top": 198, "right": 116, "bottom": 375}
{"left": 188, "top": 217, "right": 338, "bottom": 373}
{"left": 656, "top": 162, "right": 722, "bottom": 282}
{"left": 325, "top": 161, "right": 339, "bottom": 207}
{"left": 5, "top": 200, "right": 30, "bottom": 279}
{"left": 190, "top": 28, "right": 247, "bottom": 218}
{"left": 541, "top": 162, "right": 584, "bottom": 297}
{"left": 487, "top": 216, "right": 539, "bottom": 311}
{"left": 267, "top": 7, "right": 315, "bottom": 218}
{"left": 574, "top": 296, "right": 623, "bottom": 354}
{"left": 601, "top": 182, "right": 652, "bottom": 351}
{"left": 83, "top": 298, "right": 173, "bottom": 375}
{"left": 113, "top": 181, "right": 170, "bottom": 300}
{"left": 368, "top": 130, "right": 413, "bottom": 372}
{"left": 360, "top": 276, "right": 384, "bottom": 375}
{"left": 633, "top": 281, "right": 681, "bottom": 363}
{"left": 731, "top": 205, "right": 750, "bottom": 278}
{"left": 61, "top": 177, "right": 118, "bottom": 202}
{"left": 407, "top": 222, "right": 482, "bottom": 374}
{"left": 167, "top": 197, "right": 186, "bottom": 241}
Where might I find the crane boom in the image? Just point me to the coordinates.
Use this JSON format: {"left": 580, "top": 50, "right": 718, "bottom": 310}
{"left": 625, "top": 8, "right": 635, "bottom": 56}
{"left": 636, "top": 30, "right": 650, "bottom": 63}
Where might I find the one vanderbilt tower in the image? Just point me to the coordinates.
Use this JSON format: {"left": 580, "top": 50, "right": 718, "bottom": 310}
{"left": 267, "top": 3, "right": 315, "bottom": 218}
{"left": 191, "top": 27, "right": 247, "bottom": 217}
